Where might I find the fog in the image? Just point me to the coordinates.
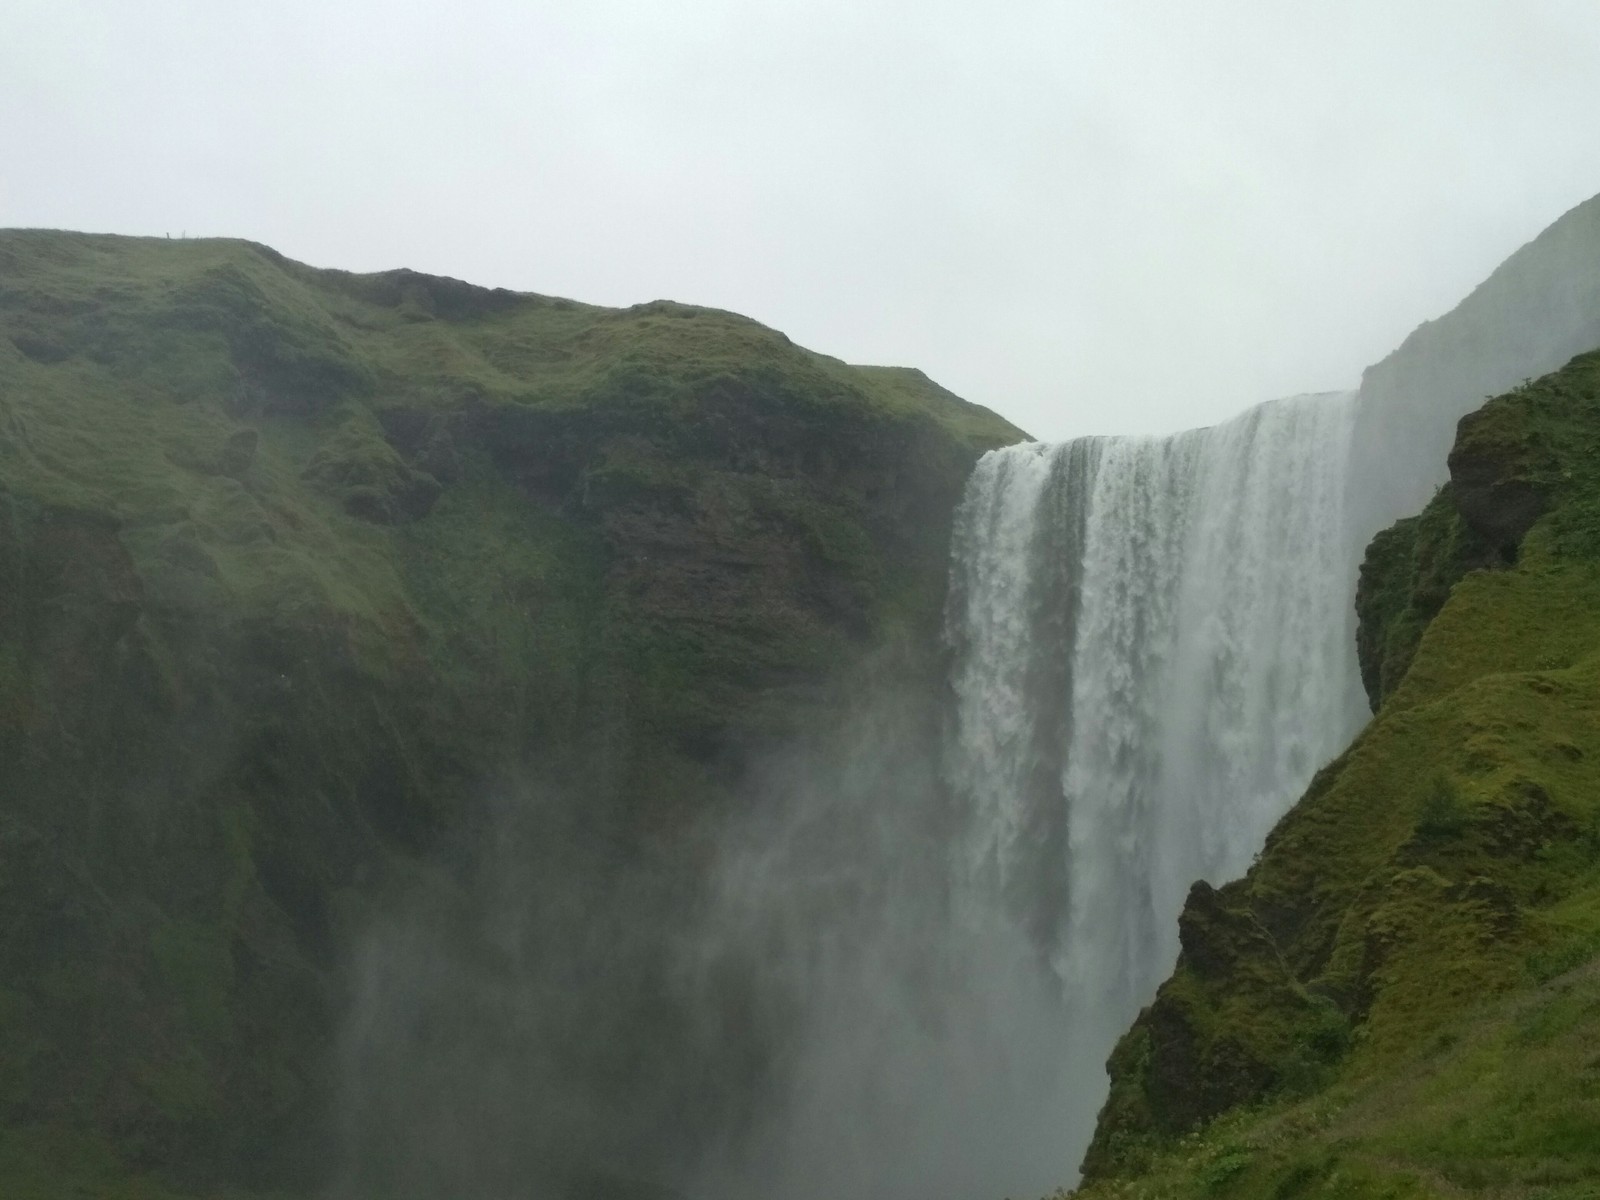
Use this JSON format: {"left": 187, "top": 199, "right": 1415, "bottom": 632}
{"left": 9, "top": 5, "right": 1600, "bottom": 1198}
{"left": 333, "top": 784, "right": 719, "bottom": 1199}
{"left": 5, "top": 1, "right": 1600, "bottom": 437}
{"left": 686, "top": 690, "right": 1083, "bottom": 1200}
{"left": 327, "top": 182, "right": 1600, "bottom": 1199}
{"left": 331, "top": 677, "right": 1085, "bottom": 1200}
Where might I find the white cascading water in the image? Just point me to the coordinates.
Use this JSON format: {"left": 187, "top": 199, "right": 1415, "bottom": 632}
{"left": 334, "top": 196, "right": 1600, "bottom": 1200}
{"left": 945, "top": 390, "right": 1372, "bottom": 1172}
{"left": 691, "top": 198, "right": 1600, "bottom": 1199}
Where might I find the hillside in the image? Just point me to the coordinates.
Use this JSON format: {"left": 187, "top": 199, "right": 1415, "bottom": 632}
{"left": 1076, "top": 350, "right": 1600, "bottom": 1199}
{"left": 0, "top": 230, "right": 1022, "bottom": 1197}
{"left": 1347, "top": 191, "right": 1600, "bottom": 543}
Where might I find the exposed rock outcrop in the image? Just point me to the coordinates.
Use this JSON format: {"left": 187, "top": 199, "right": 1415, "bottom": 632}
{"left": 0, "top": 230, "right": 1023, "bottom": 1196}
{"left": 1080, "top": 349, "right": 1600, "bottom": 1196}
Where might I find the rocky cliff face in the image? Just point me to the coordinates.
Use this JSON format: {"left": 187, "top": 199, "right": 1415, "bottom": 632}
{"left": 0, "top": 231, "right": 1021, "bottom": 1196}
{"left": 1080, "top": 350, "right": 1600, "bottom": 1198}
{"left": 1347, "top": 193, "right": 1600, "bottom": 545}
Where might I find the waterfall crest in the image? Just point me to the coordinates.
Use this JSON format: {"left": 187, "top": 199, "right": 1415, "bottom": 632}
{"left": 946, "top": 390, "right": 1369, "bottom": 1164}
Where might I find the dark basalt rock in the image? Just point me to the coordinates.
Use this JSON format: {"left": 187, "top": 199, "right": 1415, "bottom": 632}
{"left": 1449, "top": 404, "right": 1547, "bottom": 558}
{"left": 1081, "top": 879, "right": 1343, "bottom": 1180}
{"left": 1177, "top": 879, "right": 1282, "bottom": 980}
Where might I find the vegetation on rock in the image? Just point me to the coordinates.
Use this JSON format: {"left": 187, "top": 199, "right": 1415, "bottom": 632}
{"left": 12, "top": 225, "right": 1598, "bottom": 1200}
{"left": 1078, "top": 350, "right": 1600, "bottom": 1199}
{"left": 0, "top": 230, "right": 1021, "bottom": 1196}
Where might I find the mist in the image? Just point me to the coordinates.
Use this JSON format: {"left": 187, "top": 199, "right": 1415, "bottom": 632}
{"left": 331, "top": 386, "right": 1371, "bottom": 1200}
{"left": 685, "top": 686, "right": 1083, "bottom": 1200}
{"left": 332, "top": 782, "right": 720, "bottom": 1199}
{"left": 8, "top": 4, "right": 1600, "bottom": 1196}
{"left": 309, "top": 185, "right": 1600, "bottom": 1200}
{"left": 329, "top": 668, "right": 1084, "bottom": 1200}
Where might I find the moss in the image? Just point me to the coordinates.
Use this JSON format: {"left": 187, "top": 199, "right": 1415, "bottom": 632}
{"left": 0, "top": 229, "right": 1025, "bottom": 1194}
{"left": 0, "top": 987, "right": 50, "bottom": 1119}
{"left": 1082, "top": 349, "right": 1600, "bottom": 1196}
{"left": 300, "top": 407, "right": 440, "bottom": 524}
{"left": 1414, "top": 775, "right": 1468, "bottom": 840}
{"left": 1073, "top": 968, "right": 1600, "bottom": 1200}
{"left": 0, "top": 640, "right": 27, "bottom": 731}
{"left": 1084, "top": 884, "right": 1353, "bottom": 1177}
{"left": 1353, "top": 486, "right": 1493, "bottom": 710}
{"left": 0, "top": 1125, "right": 293, "bottom": 1200}
{"left": 150, "top": 920, "right": 235, "bottom": 1047}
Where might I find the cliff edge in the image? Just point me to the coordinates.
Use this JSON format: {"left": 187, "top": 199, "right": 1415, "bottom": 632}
{"left": 0, "top": 230, "right": 1022, "bottom": 1196}
{"left": 1079, "top": 350, "right": 1600, "bottom": 1199}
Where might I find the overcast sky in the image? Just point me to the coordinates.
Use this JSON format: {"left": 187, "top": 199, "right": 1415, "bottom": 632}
{"left": 4, "top": 1, "right": 1600, "bottom": 439}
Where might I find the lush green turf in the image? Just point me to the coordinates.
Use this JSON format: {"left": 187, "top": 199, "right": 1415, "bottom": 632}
{"left": 0, "top": 229, "right": 1023, "bottom": 1196}
{"left": 1078, "top": 352, "right": 1600, "bottom": 1199}
{"left": 1067, "top": 955, "right": 1600, "bottom": 1200}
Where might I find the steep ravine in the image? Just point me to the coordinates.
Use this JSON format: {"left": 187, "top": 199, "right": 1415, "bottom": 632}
{"left": 1078, "top": 350, "right": 1600, "bottom": 1199}
{"left": 6, "top": 207, "right": 1600, "bottom": 1200}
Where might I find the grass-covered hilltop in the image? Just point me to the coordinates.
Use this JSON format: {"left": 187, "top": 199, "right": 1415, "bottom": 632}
{"left": 0, "top": 229, "right": 1022, "bottom": 1197}
{"left": 1077, "top": 350, "right": 1600, "bottom": 1198}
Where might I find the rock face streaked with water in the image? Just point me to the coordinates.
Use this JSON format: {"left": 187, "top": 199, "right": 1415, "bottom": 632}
{"left": 945, "top": 391, "right": 1370, "bottom": 1171}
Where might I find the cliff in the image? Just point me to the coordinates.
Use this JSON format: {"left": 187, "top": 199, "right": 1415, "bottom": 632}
{"left": 0, "top": 230, "right": 1022, "bottom": 1196}
{"left": 1079, "top": 350, "right": 1600, "bottom": 1199}
{"left": 1347, "top": 192, "right": 1600, "bottom": 543}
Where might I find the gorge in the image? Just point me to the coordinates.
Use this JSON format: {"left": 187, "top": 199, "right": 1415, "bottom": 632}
{"left": 2, "top": 193, "right": 1600, "bottom": 1200}
{"left": 684, "top": 192, "right": 1600, "bottom": 1198}
{"left": 945, "top": 388, "right": 1367, "bottom": 1186}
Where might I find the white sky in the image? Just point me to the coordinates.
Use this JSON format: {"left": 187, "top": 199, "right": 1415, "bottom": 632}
{"left": 4, "top": 1, "right": 1600, "bottom": 440}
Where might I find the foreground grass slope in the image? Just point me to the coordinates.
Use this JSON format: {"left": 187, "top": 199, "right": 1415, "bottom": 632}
{"left": 0, "top": 230, "right": 1021, "bottom": 1195}
{"left": 1076, "top": 352, "right": 1600, "bottom": 1199}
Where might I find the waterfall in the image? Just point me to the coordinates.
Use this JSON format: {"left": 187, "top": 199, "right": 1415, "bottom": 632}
{"left": 945, "top": 389, "right": 1370, "bottom": 1167}
{"left": 327, "top": 196, "right": 1600, "bottom": 1200}
{"left": 687, "top": 198, "right": 1600, "bottom": 1199}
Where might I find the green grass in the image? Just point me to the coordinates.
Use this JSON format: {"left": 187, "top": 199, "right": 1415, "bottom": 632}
{"left": 0, "top": 228, "right": 1024, "bottom": 1194}
{"left": 0, "top": 230, "right": 1022, "bottom": 444}
{"left": 1071, "top": 958, "right": 1600, "bottom": 1200}
{"left": 0, "top": 1126, "right": 295, "bottom": 1200}
{"left": 1080, "top": 350, "right": 1600, "bottom": 1198}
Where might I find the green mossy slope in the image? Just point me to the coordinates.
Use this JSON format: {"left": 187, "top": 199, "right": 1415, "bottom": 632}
{"left": 1078, "top": 351, "right": 1600, "bottom": 1200}
{"left": 0, "top": 230, "right": 1022, "bottom": 1196}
